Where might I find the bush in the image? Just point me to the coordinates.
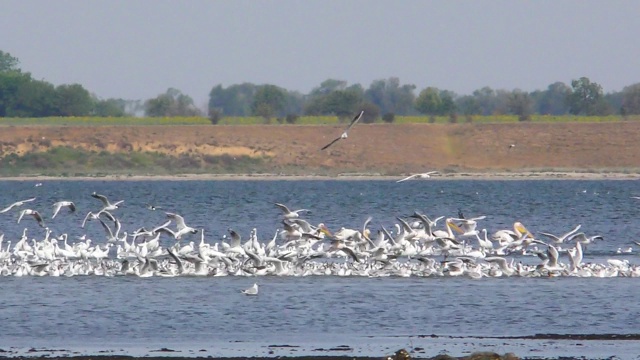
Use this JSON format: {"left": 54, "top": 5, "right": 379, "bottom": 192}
{"left": 448, "top": 113, "right": 458, "bottom": 123}
{"left": 285, "top": 114, "right": 299, "bottom": 124}
{"left": 382, "top": 113, "right": 395, "bottom": 123}
{"left": 209, "top": 108, "right": 223, "bottom": 125}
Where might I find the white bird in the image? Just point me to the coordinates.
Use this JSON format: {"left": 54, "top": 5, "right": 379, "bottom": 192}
{"left": 242, "top": 283, "right": 259, "bottom": 295}
{"left": 320, "top": 110, "right": 364, "bottom": 150}
{"left": 0, "top": 197, "right": 36, "bottom": 214}
{"left": 17, "top": 209, "right": 45, "bottom": 227}
{"left": 162, "top": 212, "right": 198, "bottom": 239}
{"left": 91, "top": 192, "right": 124, "bottom": 211}
{"left": 52, "top": 201, "right": 76, "bottom": 219}
{"left": 539, "top": 224, "right": 582, "bottom": 244}
{"left": 274, "top": 203, "right": 308, "bottom": 219}
{"left": 396, "top": 171, "right": 439, "bottom": 183}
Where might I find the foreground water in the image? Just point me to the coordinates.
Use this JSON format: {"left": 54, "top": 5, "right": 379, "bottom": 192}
{"left": 1, "top": 179, "right": 640, "bottom": 359}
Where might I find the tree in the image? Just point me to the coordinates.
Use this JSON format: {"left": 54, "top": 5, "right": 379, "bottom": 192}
{"left": 0, "top": 70, "right": 31, "bottom": 116}
{"left": 415, "top": 87, "right": 442, "bottom": 115}
{"left": 620, "top": 83, "right": 640, "bottom": 115}
{"left": 507, "top": 89, "right": 533, "bottom": 121}
{"left": 11, "top": 78, "right": 58, "bottom": 117}
{"left": 251, "top": 84, "right": 286, "bottom": 120}
{"left": 55, "top": 84, "right": 94, "bottom": 116}
{"left": 94, "top": 98, "right": 127, "bottom": 117}
{"left": 145, "top": 88, "right": 201, "bottom": 117}
{"left": 208, "top": 83, "right": 257, "bottom": 116}
{"left": 359, "top": 102, "right": 380, "bottom": 123}
{"left": 364, "top": 77, "right": 416, "bottom": 115}
{"left": 566, "top": 77, "right": 610, "bottom": 115}
{"left": 0, "top": 50, "right": 20, "bottom": 73}
{"left": 535, "top": 82, "right": 571, "bottom": 115}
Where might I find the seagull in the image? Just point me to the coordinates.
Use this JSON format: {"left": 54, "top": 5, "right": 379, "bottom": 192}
{"left": 162, "top": 212, "right": 198, "bottom": 239}
{"left": 0, "top": 197, "right": 37, "bottom": 214}
{"left": 91, "top": 192, "right": 124, "bottom": 211}
{"left": 145, "top": 203, "right": 162, "bottom": 211}
{"left": 52, "top": 201, "right": 76, "bottom": 219}
{"left": 396, "top": 171, "right": 439, "bottom": 183}
{"left": 508, "top": 144, "right": 516, "bottom": 149}
{"left": 17, "top": 209, "right": 45, "bottom": 227}
{"left": 320, "top": 110, "right": 364, "bottom": 150}
{"left": 274, "top": 203, "right": 309, "bottom": 219}
{"left": 242, "top": 283, "right": 259, "bottom": 296}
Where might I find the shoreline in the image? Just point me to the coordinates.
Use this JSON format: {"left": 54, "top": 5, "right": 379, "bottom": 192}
{"left": 0, "top": 171, "right": 639, "bottom": 181}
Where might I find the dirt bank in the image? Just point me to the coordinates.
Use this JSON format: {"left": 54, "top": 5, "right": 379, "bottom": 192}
{"left": 1, "top": 122, "right": 639, "bottom": 175}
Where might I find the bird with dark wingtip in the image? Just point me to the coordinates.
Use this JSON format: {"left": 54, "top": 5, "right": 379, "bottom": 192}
{"left": 320, "top": 110, "right": 364, "bottom": 150}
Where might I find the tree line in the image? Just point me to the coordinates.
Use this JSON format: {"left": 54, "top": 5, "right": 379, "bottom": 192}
{"left": 2, "top": 50, "right": 640, "bottom": 122}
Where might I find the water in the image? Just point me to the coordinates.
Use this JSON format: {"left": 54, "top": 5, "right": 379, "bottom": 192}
{"left": 1, "top": 179, "right": 640, "bottom": 359}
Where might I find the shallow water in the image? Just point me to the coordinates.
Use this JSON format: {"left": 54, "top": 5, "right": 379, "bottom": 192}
{"left": 1, "top": 179, "right": 640, "bottom": 359}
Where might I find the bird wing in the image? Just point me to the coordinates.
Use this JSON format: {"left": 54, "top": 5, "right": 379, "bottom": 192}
{"left": 320, "top": 136, "right": 342, "bottom": 150}
{"left": 32, "top": 211, "right": 45, "bottom": 227}
{"left": 344, "top": 110, "right": 364, "bottom": 133}
{"left": 91, "top": 193, "right": 109, "bottom": 206}
{"left": 52, "top": 203, "right": 63, "bottom": 219}
{"left": 396, "top": 174, "right": 418, "bottom": 183}
{"left": 274, "top": 203, "right": 291, "bottom": 214}
{"left": 17, "top": 209, "right": 26, "bottom": 223}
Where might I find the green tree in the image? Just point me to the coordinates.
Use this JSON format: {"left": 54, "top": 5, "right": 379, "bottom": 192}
{"left": 534, "top": 82, "right": 571, "bottom": 115}
{"left": 11, "top": 78, "right": 58, "bottom": 117}
{"left": 145, "top": 88, "right": 201, "bottom": 117}
{"left": 364, "top": 77, "right": 416, "bottom": 115}
{"left": 94, "top": 98, "right": 127, "bottom": 117}
{"left": 415, "top": 87, "right": 442, "bottom": 115}
{"left": 208, "top": 83, "right": 257, "bottom": 116}
{"left": 507, "top": 89, "right": 533, "bottom": 121}
{"left": 0, "top": 70, "right": 31, "bottom": 116}
{"left": 251, "top": 84, "right": 286, "bottom": 120}
{"left": 0, "top": 50, "right": 20, "bottom": 73}
{"left": 566, "top": 77, "right": 610, "bottom": 115}
{"left": 55, "top": 84, "right": 94, "bottom": 116}
{"left": 620, "top": 83, "right": 640, "bottom": 115}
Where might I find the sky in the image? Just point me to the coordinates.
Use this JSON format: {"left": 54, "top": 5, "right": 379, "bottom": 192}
{"left": 2, "top": 1, "right": 639, "bottom": 107}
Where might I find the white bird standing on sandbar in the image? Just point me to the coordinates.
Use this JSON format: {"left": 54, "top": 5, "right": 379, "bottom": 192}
{"left": 396, "top": 171, "right": 439, "bottom": 183}
{"left": 320, "top": 110, "right": 364, "bottom": 150}
{"left": 242, "top": 283, "right": 259, "bottom": 295}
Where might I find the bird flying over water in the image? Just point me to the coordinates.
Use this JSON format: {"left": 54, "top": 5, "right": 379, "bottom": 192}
{"left": 320, "top": 110, "right": 364, "bottom": 150}
{"left": 0, "top": 197, "right": 37, "bottom": 214}
{"left": 396, "top": 171, "right": 439, "bottom": 183}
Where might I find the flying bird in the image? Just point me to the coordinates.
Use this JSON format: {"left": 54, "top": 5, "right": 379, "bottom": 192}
{"left": 320, "top": 110, "right": 364, "bottom": 150}
{"left": 0, "top": 197, "right": 37, "bottom": 214}
{"left": 52, "top": 201, "right": 76, "bottom": 219}
{"left": 17, "top": 209, "right": 45, "bottom": 227}
{"left": 396, "top": 171, "right": 439, "bottom": 183}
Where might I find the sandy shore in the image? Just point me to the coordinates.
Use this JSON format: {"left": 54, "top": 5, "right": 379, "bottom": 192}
{"left": 1, "top": 171, "right": 639, "bottom": 181}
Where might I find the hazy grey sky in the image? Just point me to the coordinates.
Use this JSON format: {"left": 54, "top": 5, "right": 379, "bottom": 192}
{"left": 2, "top": 1, "right": 639, "bottom": 106}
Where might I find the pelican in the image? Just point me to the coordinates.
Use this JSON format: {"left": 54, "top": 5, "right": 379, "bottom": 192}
{"left": 52, "top": 201, "right": 76, "bottom": 219}
{"left": 320, "top": 110, "right": 364, "bottom": 150}
{"left": 242, "top": 283, "right": 259, "bottom": 295}
{"left": 0, "top": 197, "right": 36, "bottom": 214}
{"left": 396, "top": 171, "right": 439, "bottom": 183}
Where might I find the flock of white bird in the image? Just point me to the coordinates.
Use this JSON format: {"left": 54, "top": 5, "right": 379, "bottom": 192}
{"left": 0, "top": 189, "right": 637, "bottom": 282}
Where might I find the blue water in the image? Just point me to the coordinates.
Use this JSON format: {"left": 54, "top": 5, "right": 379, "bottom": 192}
{"left": 1, "top": 179, "right": 640, "bottom": 359}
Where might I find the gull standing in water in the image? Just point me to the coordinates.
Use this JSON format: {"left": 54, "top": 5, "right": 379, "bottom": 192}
{"left": 320, "top": 110, "right": 364, "bottom": 150}
{"left": 0, "top": 197, "right": 37, "bottom": 214}
{"left": 396, "top": 171, "right": 439, "bottom": 183}
{"left": 242, "top": 283, "right": 259, "bottom": 295}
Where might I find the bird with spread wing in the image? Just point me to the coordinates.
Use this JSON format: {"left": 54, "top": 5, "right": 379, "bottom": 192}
{"left": 320, "top": 110, "right": 364, "bottom": 150}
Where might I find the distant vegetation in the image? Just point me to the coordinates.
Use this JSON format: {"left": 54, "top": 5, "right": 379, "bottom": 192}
{"left": 2, "top": 49, "right": 640, "bottom": 124}
{"left": 0, "top": 146, "right": 268, "bottom": 176}
{"left": 0, "top": 114, "right": 637, "bottom": 126}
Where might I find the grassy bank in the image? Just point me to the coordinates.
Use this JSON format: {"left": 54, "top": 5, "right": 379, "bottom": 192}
{"left": 0, "top": 146, "right": 269, "bottom": 177}
{"left": 0, "top": 114, "right": 637, "bottom": 126}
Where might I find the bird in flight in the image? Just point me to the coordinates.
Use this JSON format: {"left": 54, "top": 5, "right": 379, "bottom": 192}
{"left": 396, "top": 171, "right": 439, "bottom": 183}
{"left": 320, "top": 110, "right": 364, "bottom": 150}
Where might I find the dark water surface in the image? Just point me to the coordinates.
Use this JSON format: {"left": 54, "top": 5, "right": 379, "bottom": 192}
{"left": 1, "top": 179, "right": 640, "bottom": 359}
